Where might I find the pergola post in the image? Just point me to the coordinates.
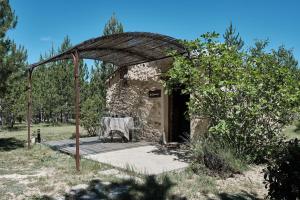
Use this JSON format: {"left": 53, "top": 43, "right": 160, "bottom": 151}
{"left": 72, "top": 50, "right": 80, "bottom": 171}
{"left": 27, "top": 69, "right": 32, "bottom": 149}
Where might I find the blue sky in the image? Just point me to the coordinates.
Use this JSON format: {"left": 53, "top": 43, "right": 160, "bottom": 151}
{"left": 8, "top": 0, "right": 300, "bottom": 65}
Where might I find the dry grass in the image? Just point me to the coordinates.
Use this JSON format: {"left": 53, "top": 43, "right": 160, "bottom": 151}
{"left": 0, "top": 123, "right": 111, "bottom": 199}
{"left": 0, "top": 123, "right": 267, "bottom": 200}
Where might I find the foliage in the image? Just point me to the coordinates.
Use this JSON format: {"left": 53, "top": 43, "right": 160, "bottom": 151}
{"left": 223, "top": 22, "right": 244, "bottom": 50}
{"left": 0, "top": 0, "right": 28, "bottom": 128}
{"left": 0, "top": 0, "right": 18, "bottom": 96}
{"left": 103, "top": 13, "right": 124, "bottom": 36}
{"left": 81, "top": 96, "right": 105, "bottom": 136}
{"left": 164, "top": 32, "right": 300, "bottom": 163}
{"left": 264, "top": 139, "right": 300, "bottom": 200}
{"left": 31, "top": 37, "right": 89, "bottom": 124}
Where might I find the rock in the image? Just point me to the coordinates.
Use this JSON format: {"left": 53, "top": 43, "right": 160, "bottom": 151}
{"left": 68, "top": 183, "right": 89, "bottom": 197}
{"left": 70, "top": 183, "right": 89, "bottom": 191}
{"left": 108, "top": 185, "right": 129, "bottom": 199}
{"left": 94, "top": 183, "right": 105, "bottom": 192}
{"left": 115, "top": 173, "right": 132, "bottom": 179}
{"left": 102, "top": 181, "right": 111, "bottom": 185}
{"left": 79, "top": 191, "right": 98, "bottom": 200}
{"left": 53, "top": 195, "right": 64, "bottom": 200}
{"left": 98, "top": 169, "right": 120, "bottom": 176}
{"left": 94, "top": 181, "right": 111, "bottom": 192}
{"left": 206, "top": 193, "right": 217, "bottom": 199}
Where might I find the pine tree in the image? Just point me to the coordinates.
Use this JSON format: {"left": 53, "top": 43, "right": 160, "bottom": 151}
{"left": 0, "top": 0, "right": 28, "bottom": 128}
{"left": 81, "top": 13, "right": 124, "bottom": 135}
{"left": 223, "top": 22, "right": 244, "bottom": 50}
{"left": 0, "top": 0, "right": 18, "bottom": 97}
{"left": 101, "top": 13, "right": 124, "bottom": 76}
{"left": 55, "top": 36, "right": 74, "bottom": 123}
{"left": 273, "top": 45, "right": 298, "bottom": 69}
{"left": 103, "top": 13, "right": 124, "bottom": 36}
{"left": 1, "top": 44, "right": 27, "bottom": 128}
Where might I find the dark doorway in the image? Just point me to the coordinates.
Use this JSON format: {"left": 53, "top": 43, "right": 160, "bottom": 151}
{"left": 168, "top": 89, "right": 190, "bottom": 142}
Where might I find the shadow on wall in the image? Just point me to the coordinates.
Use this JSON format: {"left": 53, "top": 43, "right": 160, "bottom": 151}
{"left": 0, "top": 137, "right": 24, "bottom": 151}
{"left": 35, "top": 175, "right": 187, "bottom": 200}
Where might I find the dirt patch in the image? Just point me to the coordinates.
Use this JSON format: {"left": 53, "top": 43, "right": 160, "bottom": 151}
{"left": 0, "top": 168, "right": 57, "bottom": 199}
{"left": 215, "top": 165, "right": 267, "bottom": 199}
{"left": 0, "top": 168, "right": 54, "bottom": 180}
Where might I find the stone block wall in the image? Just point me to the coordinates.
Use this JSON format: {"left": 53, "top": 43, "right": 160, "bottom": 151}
{"left": 106, "top": 61, "right": 167, "bottom": 142}
{"left": 190, "top": 117, "right": 210, "bottom": 138}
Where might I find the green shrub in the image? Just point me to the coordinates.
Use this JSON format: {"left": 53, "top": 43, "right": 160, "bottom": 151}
{"left": 165, "top": 33, "right": 300, "bottom": 163}
{"left": 264, "top": 139, "right": 300, "bottom": 200}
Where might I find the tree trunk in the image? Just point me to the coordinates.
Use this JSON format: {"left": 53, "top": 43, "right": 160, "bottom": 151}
{"left": 9, "top": 113, "right": 15, "bottom": 128}
{"left": 60, "top": 110, "right": 63, "bottom": 123}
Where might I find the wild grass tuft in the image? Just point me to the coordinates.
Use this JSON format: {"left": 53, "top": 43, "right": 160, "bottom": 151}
{"left": 189, "top": 135, "right": 249, "bottom": 177}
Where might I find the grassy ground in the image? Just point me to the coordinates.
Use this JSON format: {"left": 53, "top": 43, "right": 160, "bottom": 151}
{"left": 0, "top": 123, "right": 267, "bottom": 200}
{"left": 0, "top": 123, "right": 88, "bottom": 142}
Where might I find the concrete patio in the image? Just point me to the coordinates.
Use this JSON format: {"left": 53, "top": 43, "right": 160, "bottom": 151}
{"left": 45, "top": 137, "right": 188, "bottom": 175}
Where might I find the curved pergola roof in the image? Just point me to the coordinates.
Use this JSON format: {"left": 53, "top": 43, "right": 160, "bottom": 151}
{"left": 30, "top": 32, "right": 187, "bottom": 70}
{"left": 27, "top": 32, "right": 187, "bottom": 171}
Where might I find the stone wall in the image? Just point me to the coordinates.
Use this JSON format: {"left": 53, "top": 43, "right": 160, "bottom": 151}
{"left": 106, "top": 60, "right": 170, "bottom": 142}
{"left": 190, "top": 117, "right": 210, "bottom": 138}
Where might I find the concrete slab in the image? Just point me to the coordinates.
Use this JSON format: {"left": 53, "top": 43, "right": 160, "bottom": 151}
{"left": 85, "top": 145, "right": 188, "bottom": 175}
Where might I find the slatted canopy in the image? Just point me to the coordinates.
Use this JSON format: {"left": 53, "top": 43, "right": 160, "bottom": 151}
{"left": 27, "top": 32, "right": 186, "bottom": 172}
{"left": 29, "top": 32, "right": 186, "bottom": 69}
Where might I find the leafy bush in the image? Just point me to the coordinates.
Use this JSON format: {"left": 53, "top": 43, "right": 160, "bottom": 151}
{"left": 81, "top": 96, "right": 105, "bottom": 136}
{"left": 164, "top": 33, "right": 300, "bottom": 163}
{"left": 264, "top": 139, "right": 300, "bottom": 200}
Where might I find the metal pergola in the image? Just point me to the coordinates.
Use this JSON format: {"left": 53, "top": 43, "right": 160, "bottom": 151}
{"left": 27, "top": 32, "right": 186, "bottom": 171}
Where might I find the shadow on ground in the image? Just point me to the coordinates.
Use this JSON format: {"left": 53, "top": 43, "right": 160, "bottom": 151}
{"left": 34, "top": 175, "right": 187, "bottom": 200}
{"left": 151, "top": 144, "right": 192, "bottom": 163}
{"left": 0, "top": 124, "right": 27, "bottom": 131}
{"left": 206, "top": 190, "right": 260, "bottom": 200}
{"left": 0, "top": 137, "right": 25, "bottom": 151}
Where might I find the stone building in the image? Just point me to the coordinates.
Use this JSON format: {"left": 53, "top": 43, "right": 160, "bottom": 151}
{"left": 106, "top": 58, "right": 208, "bottom": 143}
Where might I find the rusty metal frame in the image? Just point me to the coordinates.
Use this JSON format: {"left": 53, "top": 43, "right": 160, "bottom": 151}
{"left": 27, "top": 50, "right": 81, "bottom": 171}
{"left": 26, "top": 32, "right": 187, "bottom": 172}
{"left": 72, "top": 50, "right": 81, "bottom": 171}
{"left": 27, "top": 69, "right": 32, "bottom": 149}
